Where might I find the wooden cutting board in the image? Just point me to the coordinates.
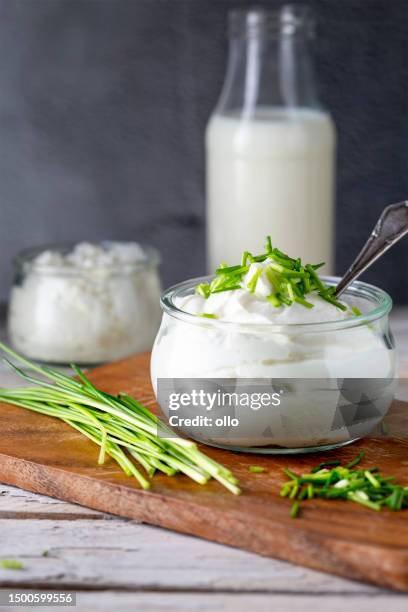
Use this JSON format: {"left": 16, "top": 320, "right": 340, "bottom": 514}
{"left": 0, "top": 353, "right": 407, "bottom": 591}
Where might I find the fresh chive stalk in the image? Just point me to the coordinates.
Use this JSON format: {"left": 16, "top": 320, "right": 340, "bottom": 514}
{"left": 282, "top": 451, "right": 407, "bottom": 518}
{"left": 0, "top": 342, "right": 241, "bottom": 495}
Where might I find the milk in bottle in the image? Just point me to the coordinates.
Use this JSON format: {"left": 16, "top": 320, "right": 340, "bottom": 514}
{"left": 206, "top": 6, "right": 336, "bottom": 272}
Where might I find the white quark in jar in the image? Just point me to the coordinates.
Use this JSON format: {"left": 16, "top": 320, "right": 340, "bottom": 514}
{"left": 151, "top": 263, "right": 396, "bottom": 450}
{"left": 153, "top": 261, "right": 390, "bottom": 381}
{"left": 8, "top": 242, "right": 162, "bottom": 364}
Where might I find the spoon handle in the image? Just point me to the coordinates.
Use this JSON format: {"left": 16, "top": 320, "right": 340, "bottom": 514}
{"left": 335, "top": 201, "right": 408, "bottom": 297}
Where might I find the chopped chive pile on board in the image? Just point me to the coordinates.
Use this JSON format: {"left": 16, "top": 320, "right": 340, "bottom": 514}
{"left": 281, "top": 451, "right": 408, "bottom": 518}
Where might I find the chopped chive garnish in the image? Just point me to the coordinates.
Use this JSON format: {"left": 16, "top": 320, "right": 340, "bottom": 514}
{"left": 364, "top": 470, "right": 380, "bottom": 488}
{"left": 305, "top": 264, "right": 326, "bottom": 292}
{"left": 277, "top": 292, "right": 292, "bottom": 306}
{"left": 347, "top": 491, "right": 381, "bottom": 511}
{"left": 281, "top": 450, "right": 406, "bottom": 518}
{"left": 311, "top": 459, "right": 341, "bottom": 473}
{"left": 289, "top": 483, "right": 299, "bottom": 499}
{"left": 284, "top": 468, "right": 299, "bottom": 481}
{"left": 388, "top": 487, "right": 404, "bottom": 511}
{"left": 294, "top": 296, "right": 314, "bottom": 309}
{"left": 281, "top": 269, "right": 306, "bottom": 278}
{"left": 290, "top": 501, "right": 300, "bottom": 518}
{"left": 298, "top": 487, "right": 308, "bottom": 501}
{"left": 199, "top": 313, "right": 217, "bottom": 319}
{"left": 345, "top": 451, "right": 365, "bottom": 469}
{"left": 267, "top": 293, "right": 281, "bottom": 308}
{"left": 265, "top": 265, "right": 280, "bottom": 291}
{"left": 352, "top": 305, "right": 363, "bottom": 316}
{"left": 318, "top": 290, "right": 348, "bottom": 311}
{"left": 268, "top": 261, "right": 285, "bottom": 274}
{"left": 197, "top": 238, "right": 349, "bottom": 313}
{"left": 216, "top": 264, "right": 248, "bottom": 276}
{"left": 247, "top": 268, "right": 263, "bottom": 293}
{"left": 209, "top": 276, "right": 225, "bottom": 292}
{"left": 212, "top": 284, "right": 242, "bottom": 294}
{"left": 249, "top": 465, "right": 265, "bottom": 473}
{"left": 196, "top": 283, "right": 211, "bottom": 299}
{"left": 273, "top": 247, "right": 294, "bottom": 261}
{"left": 280, "top": 483, "right": 292, "bottom": 497}
{"left": 286, "top": 282, "right": 295, "bottom": 302}
{"left": 0, "top": 560, "right": 23, "bottom": 570}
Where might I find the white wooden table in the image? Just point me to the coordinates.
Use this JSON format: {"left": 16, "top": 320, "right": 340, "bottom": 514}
{"left": 0, "top": 309, "right": 407, "bottom": 611}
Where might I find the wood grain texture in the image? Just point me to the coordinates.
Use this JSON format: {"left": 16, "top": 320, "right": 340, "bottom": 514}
{"left": 0, "top": 353, "right": 407, "bottom": 592}
{"left": 0, "top": 484, "right": 108, "bottom": 520}
{"left": 0, "top": 518, "right": 382, "bottom": 593}
{"left": 72, "top": 592, "right": 408, "bottom": 612}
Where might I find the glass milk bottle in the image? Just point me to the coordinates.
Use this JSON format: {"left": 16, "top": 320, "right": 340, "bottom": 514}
{"left": 206, "top": 5, "right": 336, "bottom": 272}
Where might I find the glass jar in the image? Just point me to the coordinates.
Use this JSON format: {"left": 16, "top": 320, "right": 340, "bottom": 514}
{"left": 151, "top": 277, "right": 396, "bottom": 453}
{"left": 206, "top": 5, "right": 336, "bottom": 273}
{"left": 8, "top": 241, "right": 162, "bottom": 364}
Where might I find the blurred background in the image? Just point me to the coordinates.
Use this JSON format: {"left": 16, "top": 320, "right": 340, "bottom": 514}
{"left": 0, "top": 0, "right": 407, "bottom": 303}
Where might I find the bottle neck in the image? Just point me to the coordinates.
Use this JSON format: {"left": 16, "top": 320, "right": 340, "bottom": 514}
{"left": 216, "top": 7, "right": 322, "bottom": 117}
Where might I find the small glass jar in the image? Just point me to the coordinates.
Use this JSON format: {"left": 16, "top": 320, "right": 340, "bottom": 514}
{"left": 8, "top": 241, "right": 162, "bottom": 365}
{"left": 151, "top": 276, "right": 396, "bottom": 453}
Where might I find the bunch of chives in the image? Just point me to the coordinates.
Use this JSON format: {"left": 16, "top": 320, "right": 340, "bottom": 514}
{"left": 197, "top": 236, "right": 347, "bottom": 311}
{"left": 281, "top": 451, "right": 408, "bottom": 518}
{"left": 0, "top": 342, "right": 240, "bottom": 495}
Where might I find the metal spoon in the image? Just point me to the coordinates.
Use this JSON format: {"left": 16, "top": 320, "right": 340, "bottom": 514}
{"left": 335, "top": 201, "right": 408, "bottom": 297}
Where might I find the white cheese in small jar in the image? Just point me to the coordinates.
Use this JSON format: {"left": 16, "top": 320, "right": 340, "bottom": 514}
{"left": 151, "top": 251, "right": 396, "bottom": 453}
{"left": 8, "top": 241, "right": 162, "bottom": 364}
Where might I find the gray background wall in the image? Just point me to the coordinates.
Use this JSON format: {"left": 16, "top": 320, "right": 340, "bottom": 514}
{"left": 0, "top": 0, "right": 407, "bottom": 303}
